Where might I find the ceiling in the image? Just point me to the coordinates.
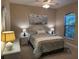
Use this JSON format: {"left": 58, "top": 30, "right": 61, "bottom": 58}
{"left": 10, "top": 0, "right": 77, "bottom": 8}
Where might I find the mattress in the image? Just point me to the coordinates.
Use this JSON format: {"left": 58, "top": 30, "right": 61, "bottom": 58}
{"left": 30, "top": 34, "right": 64, "bottom": 57}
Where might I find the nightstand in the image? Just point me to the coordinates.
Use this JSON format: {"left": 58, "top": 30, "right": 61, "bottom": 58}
{"left": 1, "top": 39, "right": 21, "bottom": 59}
{"left": 20, "top": 36, "right": 29, "bottom": 46}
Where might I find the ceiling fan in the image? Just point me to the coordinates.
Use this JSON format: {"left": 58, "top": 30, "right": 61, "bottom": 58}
{"left": 35, "top": 0, "right": 58, "bottom": 8}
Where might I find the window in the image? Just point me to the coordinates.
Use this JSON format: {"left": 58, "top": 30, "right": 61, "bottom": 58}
{"left": 64, "top": 13, "right": 76, "bottom": 40}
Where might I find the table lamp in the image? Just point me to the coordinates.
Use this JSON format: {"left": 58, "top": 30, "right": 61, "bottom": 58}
{"left": 1, "top": 31, "right": 15, "bottom": 42}
{"left": 20, "top": 28, "right": 29, "bottom": 38}
{"left": 48, "top": 27, "right": 55, "bottom": 35}
{"left": 50, "top": 27, "right": 54, "bottom": 32}
{"left": 1, "top": 31, "right": 15, "bottom": 50}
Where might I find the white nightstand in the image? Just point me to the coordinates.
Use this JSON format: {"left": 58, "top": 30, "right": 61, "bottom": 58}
{"left": 2, "top": 39, "right": 21, "bottom": 59}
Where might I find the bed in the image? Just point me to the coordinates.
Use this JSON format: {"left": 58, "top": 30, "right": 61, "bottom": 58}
{"left": 27, "top": 14, "right": 64, "bottom": 58}
{"left": 30, "top": 33, "right": 64, "bottom": 57}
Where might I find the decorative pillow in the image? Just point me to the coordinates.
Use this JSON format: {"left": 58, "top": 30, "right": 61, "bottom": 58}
{"left": 37, "top": 30, "right": 46, "bottom": 34}
{"left": 27, "top": 29, "right": 37, "bottom": 35}
{"left": 48, "top": 30, "right": 53, "bottom": 35}
{"left": 27, "top": 25, "right": 50, "bottom": 35}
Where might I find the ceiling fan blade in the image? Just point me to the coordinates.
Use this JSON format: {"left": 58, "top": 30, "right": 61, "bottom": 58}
{"left": 34, "top": 1, "right": 44, "bottom": 5}
{"left": 47, "top": 0, "right": 52, "bottom": 3}
{"left": 35, "top": 0, "right": 45, "bottom": 2}
{"left": 36, "top": 0, "right": 51, "bottom": 2}
{"left": 48, "top": 2, "right": 59, "bottom": 6}
{"left": 35, "top": 0, "right": 58, "bottom": 6}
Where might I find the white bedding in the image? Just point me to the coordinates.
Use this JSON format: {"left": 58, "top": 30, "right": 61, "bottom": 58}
{"left": 30, "top": 34, "right": 64, "bottom": 58}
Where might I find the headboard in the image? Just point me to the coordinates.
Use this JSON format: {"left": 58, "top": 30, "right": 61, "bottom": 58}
{"left": 28, "top": 14, "right": 48, "bottom": 25}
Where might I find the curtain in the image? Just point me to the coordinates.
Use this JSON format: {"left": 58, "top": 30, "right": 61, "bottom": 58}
{"left": 1, "top": 7, "right": 6, "bottom": 31}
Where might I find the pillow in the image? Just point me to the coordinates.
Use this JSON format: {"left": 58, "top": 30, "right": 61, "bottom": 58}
{"left": 27, "top": 25, "right": 49, "bottom": 35}
{"left": 48, "top": 30, "right": 53, "bottom": 35}
{"left": 37, "top": 30, "right": 46, "bottom": 34}
{"left": 27, "top": 29, "right": 37, "bottom": 35}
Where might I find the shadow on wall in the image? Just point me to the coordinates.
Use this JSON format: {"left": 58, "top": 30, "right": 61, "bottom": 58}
{"left": 11, "top": 26, "right": 22, "bottom": 39}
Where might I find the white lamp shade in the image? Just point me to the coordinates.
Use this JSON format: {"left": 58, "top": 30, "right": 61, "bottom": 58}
{"left": 48, "top": 25, "right": 54, "bottom": 28}
{"left": 42, "top": 4, "right": 50, "bottom": 8}
{"left": 22, "top": 28, "right": 26, "bottom": 32}
{"left": 50, "top": 28, "right": 54, "bottom": 31}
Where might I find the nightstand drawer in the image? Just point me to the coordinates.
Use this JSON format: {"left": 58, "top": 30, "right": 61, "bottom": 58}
{"left": 4, "top": 53, "right": 20, "bottom": 59}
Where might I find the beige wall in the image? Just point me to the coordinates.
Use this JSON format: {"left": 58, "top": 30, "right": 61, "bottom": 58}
{"left": 10, "top": 4, "right": 56, "bottom": 38}
{"left": 56, "top": 2, "right": 78, "bottom": 45}
{"left": 2, "top": 0, "right": 11, "bottom": 31}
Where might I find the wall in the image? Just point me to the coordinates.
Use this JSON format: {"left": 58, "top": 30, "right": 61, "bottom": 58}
{"left": 1, "top": 0, "right": 11, "bottom": 31}
{"left": 56, "top": 2, "right": 78, "bottom": 45}
{"left": 10, "top": 4, "right": 56, "bottom": 38}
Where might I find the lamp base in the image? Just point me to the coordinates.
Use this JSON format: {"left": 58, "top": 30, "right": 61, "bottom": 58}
{"left": 6, "top": 42, "right": 13, "bottom": 51}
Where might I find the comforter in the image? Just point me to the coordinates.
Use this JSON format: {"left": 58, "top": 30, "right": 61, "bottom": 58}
{"left": 30, "top": 34, "right": 64, "bottom": 57}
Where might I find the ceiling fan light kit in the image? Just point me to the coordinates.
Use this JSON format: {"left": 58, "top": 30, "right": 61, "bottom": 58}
{"left": 42, "top": 4, "right": 50, "bottom": 8}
